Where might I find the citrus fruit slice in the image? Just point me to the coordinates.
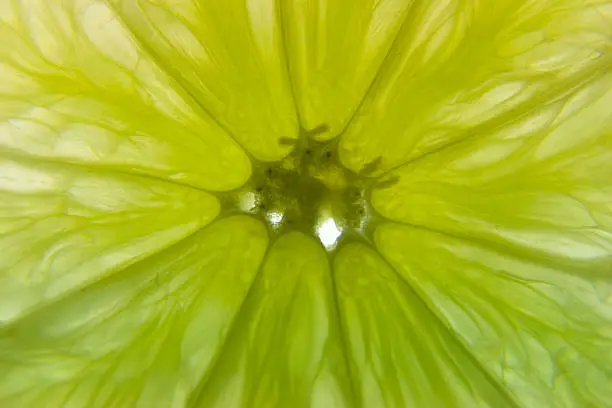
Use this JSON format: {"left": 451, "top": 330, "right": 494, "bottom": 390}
{"left": 1, "top": 0, "right": 611, "bottom": 407}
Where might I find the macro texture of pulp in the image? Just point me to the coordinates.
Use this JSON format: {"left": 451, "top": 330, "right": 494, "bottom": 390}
{"left": 0, "top": 1, "right": 612, "bottom": 407}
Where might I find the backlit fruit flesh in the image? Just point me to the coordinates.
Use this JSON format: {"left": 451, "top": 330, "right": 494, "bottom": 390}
{"left": 1, "top": 0, "right": 612, "bottom": 407}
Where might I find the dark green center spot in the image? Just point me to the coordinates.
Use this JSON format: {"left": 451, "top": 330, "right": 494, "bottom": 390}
{"left": 221, "top": 125, "right": 389, "bottom": 250}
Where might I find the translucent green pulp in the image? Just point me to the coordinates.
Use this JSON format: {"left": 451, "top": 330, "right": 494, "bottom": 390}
{"left": 1, "top": 1, "right": 612, "bottom": 407}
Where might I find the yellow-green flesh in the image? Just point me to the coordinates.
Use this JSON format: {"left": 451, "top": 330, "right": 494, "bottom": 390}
{"left": 1, "top": 0, "right": 612, "bottom": 407}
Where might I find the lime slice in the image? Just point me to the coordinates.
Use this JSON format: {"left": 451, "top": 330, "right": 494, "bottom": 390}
{"left": 1, "top": 0, "right": 612, "bottom": 407}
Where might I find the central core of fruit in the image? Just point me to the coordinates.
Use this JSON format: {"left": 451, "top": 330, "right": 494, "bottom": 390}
{"left": 223, "top": 125, "right": 373, "bottom": 249}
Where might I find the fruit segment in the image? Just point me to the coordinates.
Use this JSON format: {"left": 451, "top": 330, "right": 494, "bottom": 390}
{"left": 0, "top": 216, "right": 268, "bottom": 407}
{"left": 0, "top": 0, "right": 251, "bottom": 191}
{"left": 280, "top": 0, "right": 415, "bottom": 139}
{"left": 371, "top": 73, "right": 612, "bottom": 271}
{"left": 333, "top": 243, "right": 519, "bottom": 408}
{"left": 193, "top": 232, "right": 353, "bottom": 408}
{"left": 0, "top": 157, "right": 219, "bottom": 325}
{"left": 109, "top": 0, "right": 299, "bottom": 161}
{"left": 338, "top": 0, "right": 612, "bottom": 173}
{"left": 376, "top": 224, "right": 612, "bottom": 407}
